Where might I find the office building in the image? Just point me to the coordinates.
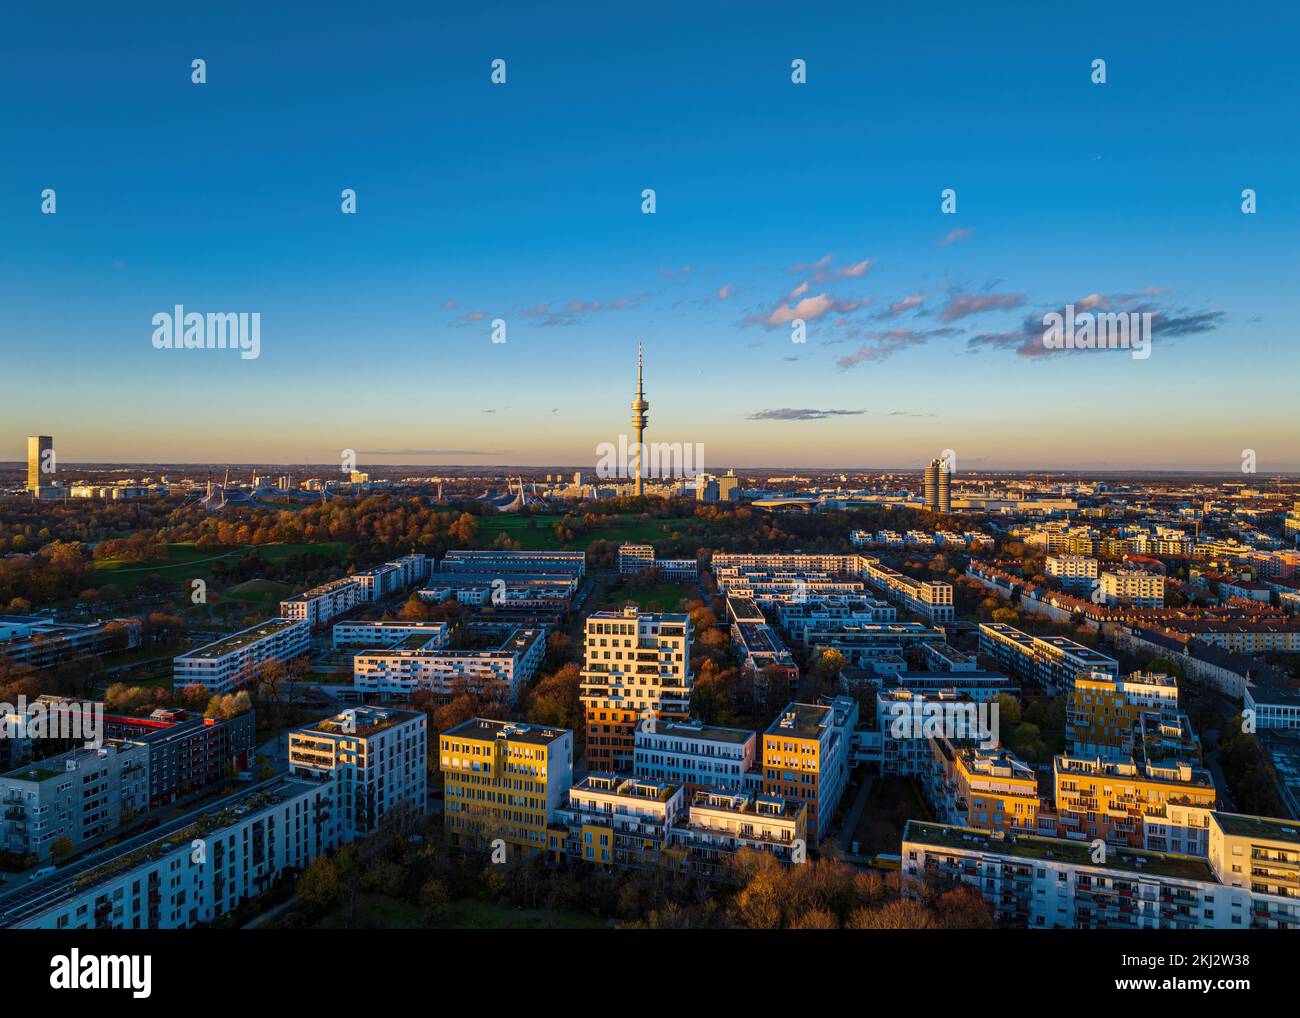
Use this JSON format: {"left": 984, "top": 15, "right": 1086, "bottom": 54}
{"left": 440, "top": 718, "right": 573, "bottom": 858}
{"left": 923, "top": 458, "right": 951, "bottom": 513}
{"left": 26, "top": 435, "right": 53, "bottom": 495}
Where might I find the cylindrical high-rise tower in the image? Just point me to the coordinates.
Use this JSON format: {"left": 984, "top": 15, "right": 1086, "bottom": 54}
{"left": 631, "top": 343, "right": 649, "bottom": 495}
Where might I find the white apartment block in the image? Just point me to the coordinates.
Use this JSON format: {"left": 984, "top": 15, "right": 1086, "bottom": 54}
{"left": 440, "top": 549, "right": 586, "bottom": 578}
{"left": 1100, "top": 569, "right": 1166, "bottom": 608}
{"left": 11, "top": 778, "right": 338, "bottom": 930}
{"left": 351, "top": 553, "right": 431, "bottom": 601}
{"left": 979, "top": 623, "right": 1118, "bottom": 695}
{"left": 172, "top": 618, "right": 310, "bottom": 693}
{"left": 861, "top": 559, "right": 955, "bottom": 624}
{"left": 1, "top": 742, "right": 150, "bottom": 862}
{"left": 618, "top": 543, "right": 655, "bottom": 574}
{"left": 331, "top": 620, "right": 451, "bottom": 650}
{"left": 288, "top": 707, "right": 427, "bottom": 841}
{"left": 1046, "top": 553, "right": 1099, "bottom": 590}
{"left": 279, "top": 576, "right": 363, "bottom": 627}
{"left": 633, "top": 718, "right": 757, "bottom": 791}
{"left": 903, "top": 812, "right": 1300, "bottom": 929}
{"left": 353, "top": 628, "right": 545, "bottom": 703}
{"left": 550, "top": 775, "right": 684, "bottom": 868}
{"left": 666, "top": 789, "right": 808, "bottom": 878}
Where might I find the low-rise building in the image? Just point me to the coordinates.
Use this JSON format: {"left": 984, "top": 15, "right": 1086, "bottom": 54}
{"left": 633, "top": 718, "right": 757, "bottom": 792}
{"left": 173, "top": 618, "right": 310, "bottom": 693}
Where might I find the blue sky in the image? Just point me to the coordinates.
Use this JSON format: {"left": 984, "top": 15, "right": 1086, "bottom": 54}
{"left": 1, "top": 1, "right": 1297, "bottom": 471}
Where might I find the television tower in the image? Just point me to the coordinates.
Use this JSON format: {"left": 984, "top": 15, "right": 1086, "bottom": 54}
{"left": 631, "top": 343, "right": 649, "bottom": 495}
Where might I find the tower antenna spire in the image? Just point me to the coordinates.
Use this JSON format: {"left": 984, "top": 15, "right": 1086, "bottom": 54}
{"left": 630, "top": 341, "right": 649, "bottom": 496}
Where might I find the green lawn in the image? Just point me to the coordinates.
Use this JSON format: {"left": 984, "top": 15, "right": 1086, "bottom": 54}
{"left": 223, "top": 578, "right": 295, "bottom": 605}
{"left": 465, "top": 513, "right": 673, "bottom": 551}
{"left": 598, "top": 580, "right": 697, "bottom": 613}
{"left": 92, "top": 541, "right": 349, "bottom": 591}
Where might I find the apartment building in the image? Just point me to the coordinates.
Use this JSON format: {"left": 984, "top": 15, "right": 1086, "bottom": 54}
{"left": 10, "top": 778, "right": 338, "bottom": 930}
{"left": 279, "top": 576, "right": 363, "bottom": 628}
{"left": 352, "top": 627, "right": 545, "bottom": 704}
{"left": 926, "top": 737, "right": 1040, "bottom": 835}
{"left": 440, "top": 718, "right": 573, "bottom": 858}
{"left": 775, "top": 598, "right": 897, "bottom": 646}
{"left": 439, "top": 549, "right": 586, "bottom": 578}
{"left": 711, "top": 552, "right": 865, "bottom": 574}
{"left": 666, "top": 789, "right": 808, "bottom": 880}
{"left": 901, "top": 819, "right": 1296, "bottom": 929}
{"left": 350, "top": 553, "right": 431, "bottom": 600}
{"left": 581, "top": 607, "right": 693, "bottom": 772}
{"left": 548, "top": 774, "right": 684, "bottom": 869}
{"left": 1, "top": 742, "right": 150, "bottom": 862}
{"left": 1046, "top": 553, "right": 1099, "bottom": 591}
{"left": 978, "top": 623, "right": 1118, "bottom": 695}
{"left": 713, "top": 565, "right": 866, "bottom": 608}
{"left": 618, "top": 543, "right": 656, "bottom": 574}
{"left": 726, "top": 597, "right": 799, "bottom": 705}
{"left": 1208, "top": 812, "right": 1300, "bottom": 926}
{"left": 1068, "top": 671, "right": 1179, "bottom": 752}
{"left": 104, "top": 705, "right": 256, "bottom": 806}
{"left": 288, "top": 707, "right": 427, "bottom": 841}
{"left": 173, "top": 617, "right": 310, "bottom": 693}
{"left": 633, "top": 717, "right": 757, "bottom": 791}
{"left": 419, "top": 572, "right": 577, "bottom": 609}
{"left": 0, "top": 615, "right": 141, "bottom": 670}
{"left": 762, "top": 697, "right": 857, "bottom": 841}
{"left": 1053, "top": 753, "right": 1216, "bottom": 847}
{"left": 860, "top": 559, "right": 955, "bottom": 624}
{"left": 331, "top": 620, "right": 452, "bottom": 650}
{"left": 1100, "top": 569, "right": 1166, "bottom": 608}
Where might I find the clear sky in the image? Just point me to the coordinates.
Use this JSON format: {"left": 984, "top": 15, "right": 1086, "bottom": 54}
{"left": 1, "top": 1, "right": 1297, "bottom": 472}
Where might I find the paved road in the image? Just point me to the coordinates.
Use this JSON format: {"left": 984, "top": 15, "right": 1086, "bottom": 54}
{"left": 836, "top": 772, "right": 876, "bottom": 853}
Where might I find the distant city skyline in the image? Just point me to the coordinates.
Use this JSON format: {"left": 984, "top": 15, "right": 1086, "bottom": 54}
{"left": 2, "top": 3, "right": 1297, "bottom": 471}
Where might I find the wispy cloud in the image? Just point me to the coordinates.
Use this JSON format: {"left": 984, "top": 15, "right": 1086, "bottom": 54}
{"left": 939, "top": 292, "right": 1024, "bottom": 322}
{"left": 836, "top": 327, "right": 961, "bottom": 367}
{"left": 747, "top": 407, "right": 866, "bottom": 421}
{"left": 786, "top": 254, "right": 876, "bottom": 282}
{"left": 938, "top": 227, "right": 973, "bottom": 247}
{"left": 966, "top": 290, "right": 1224, "bottom": 358}
{"left": 522, "top": 293, "right": 648, "bottom": 326}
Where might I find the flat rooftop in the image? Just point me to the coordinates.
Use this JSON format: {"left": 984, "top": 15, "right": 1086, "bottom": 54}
{"left": 766, "top": 702, "right": 831, "bottom": 739}
{"left": 1212, "top": 811, "right": 1300, "bottom": 844}
{"left": 904, "top": 821, "right": 1215, "bottom": 883}
{"left": 443, "top": 717, "right": 569, "bottom": 746}
{"left": 653, "top": 720, "right": 756, "bottom": 745}
{"left": 299, "top": 707, "right": 422, "bottom": 738}
{"left": 178, "top": 617, "right": 301, "bottom": 660}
